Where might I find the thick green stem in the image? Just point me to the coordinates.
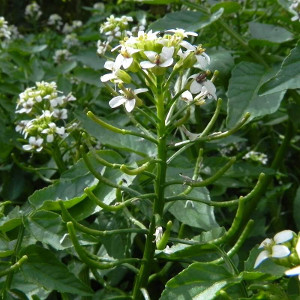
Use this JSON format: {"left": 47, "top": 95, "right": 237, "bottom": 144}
{"left": 132, "top": 77, "right": 168, "bottom": 299}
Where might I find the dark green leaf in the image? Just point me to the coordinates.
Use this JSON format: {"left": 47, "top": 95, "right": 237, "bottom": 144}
{"left": 0, "top": 206, "right": 22, "bottom": 233}
{"left": 73, "top": 48, "right": 104, "bottom": 70}
{"left": 227, "top": 62, "right": 285, "bottom": 127}
{"left": 259, "top": 42, "right": 300, "bottom": 95}
{"left": 211, "top": 1, "right": 241, "bottom": 14}
{"left": 249, "top": 22, "right": 294, "bottom": 45}
{"left": 149, "top": 9, "right": 223, "bottom": 32}
{"left": 56, "top": 60, "right": 77, "bottom": 74}
{"left": 20, "top": 245, "right": 93, "bottom": 295}
{"left": 73, "top": 67, "right": 102, "bottom": 86}
{"left": 160, "top": 263, "right": 240, "bottom": 300}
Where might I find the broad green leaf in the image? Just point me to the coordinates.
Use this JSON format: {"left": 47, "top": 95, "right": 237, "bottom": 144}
{"left": 8, "top": 44, "right": 47, "bottom": 55}
{"left": 227, "top": 62, "right": 285, "bottom": 127}
{"left": 28, "top": 154, "right": 100, "bottom": 210}
{"left": 76, "top": 111, "right": 157, "bottom": 157}
{"left": 293, "top": 187, "right": 300, "bottom": 230}
{"left": 56, "top": 60, "right": 77, "bottom": 74}
{"left": 259, "top": 42, "right": 300, "bottom": 95}
{"left": 0, "top": 238, "right": 15, "bottom": 257}
{"left": 211, "top": 1, "right": 241, "bottom": 14}
{"left": 208, "top": 50, "right": 234, "bottom": 75}
{"left": 73, "top": 67, "right": 102, "bottom": 86}
{"left": 0, "top": 206, "right": 22, "bottom": 232}
{"left": 24, "top": 211, "right": 66, "bottom": 250}
{"left": 166, "top": 165, "right": 218, "bottom": 230}
{"left": 20, "top": 245, "right": 93, "bottom": 296}
{"left": 73, "top": 48, "right": 104, "bottom": 70}
{"left": 160, "top": 263, "right": 240, "bottom": 300}
{"left": 149, "top": 9, "right": 223, "bottom": 32}
{"left": 249, "top": 22, "right": 294, "bottom": 45}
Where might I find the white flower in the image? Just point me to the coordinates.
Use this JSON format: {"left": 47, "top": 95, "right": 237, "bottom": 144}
{"left": 53, "top": 108, "right": 68, "bottom": 120}
{"left": 42, "top": 122, "right": 66, "bottom": 142}
{"left": 15, "top": 120, "right": 30, "bottom": 135}
{"left": 140, "top": 46, "right": 174, "bottom": 69}
{"left": 109, "top": 88, "right": 148, "bottom": 112}
{"left": 100, "top": 60, "right": 122, "bottom": 82}
{"left": 23, "top": 136, "right": 44, "bottom": 152}
{"left": 180, "top": 41, "right": 210, "bottom": 69}
{"left": 113, "top": 46, "right": 140, "bottom": 69}
{"left": 154, "top": 227, "right": 163, "bottom": 243}
{"left": 53, "top": 49, "right": 71, "bottom": 64}
{"left": 181, "top": 90, "right": 194, "bottom": 102}
{"left": 166, "top": 28, "right": 198, "bottom": 38}
{"left": 48, "top": 14, "right": 63, "bottom": 30}
{"left": 16, "top": 98, "right": 35, "bottom": 114}
{"left": 0, "top": 16, "right": 11, "bottom": 40}
{"left": 97, "top": 40, "right": 109, "bottom": 56}
{"left": 254, "top": 230, "right": 294, "bottom": 268}
{"left": 189, "top": 74, "right": 217, "bottom": 100}
{"left": 25, "top": 2, "right": 42, "bottom": 20}
{"left": 63, "top": 33, "right": 79, "bottom": 48}
{"left": 50, "top": 96, "right": 64, "bottom": 107}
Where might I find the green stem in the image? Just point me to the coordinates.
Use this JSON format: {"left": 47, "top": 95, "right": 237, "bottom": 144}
{"left": 132, "top": 76, "right": 168, "bottom": 299}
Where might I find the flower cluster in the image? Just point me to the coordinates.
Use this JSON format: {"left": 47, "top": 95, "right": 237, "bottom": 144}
{"left": 100, "top": 28, "right": 216, "bottom": 112}
{"left": 15, "top": 81, "right": 76, "bottom": 152}
{"left": 62, "top": 20, "right": 82, "bottom": 34}
{"left": 63, "top": 33, "right": 80, "bottom": 49}
{"left": 100, "top": 15, "right": 133, "bottom": 42}
{"left": 289, "top": 0, "right": 300, "bottom": 21}
{"left": 0, "top": 16, "right": 11, "bottom": 40}
{"left": 25, "top": 2, "right": 42, "bottom": 21}
{"left": 243, "top": 150, "right": 268, "bottom": 165}
{"left": 254, "top": 230, "right": 300, "bottom": 280}
{"left": 53, "top": 49, "right": 71, "bottom": 64}
{"left": 48, "top": 14, "right": 63, "bottom": 31}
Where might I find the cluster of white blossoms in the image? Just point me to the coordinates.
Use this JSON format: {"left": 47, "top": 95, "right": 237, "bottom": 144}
{"left": 63, "top": 33, "right": 80, "bottom": 49}
{"left": 25, "top": 2, "right": 42, "bottom": 21}
{"left": 62, "top": 20, "right": 82, "bottom": 34}
{"left": 255, "top": 230, "right": 300, "bottom": 280}
{"left": 243, "top": 150, "right": 268, "bottom": 165}
{"left": 15, "top": 81, "right": 76, "bottom": 152}
{"left": 0, "top": 16, "right": 11, "bottom": 40}
{"left": 53, "top": 49, "right": 71, "bottom": 64}
{"left": 100, "top": 15, "right": 133, "bottom": 42}
{"left": 48, "top": 14, "right": 63, "bottom": 31}
{"left": 100, "top": 28, "right": 217, "bottom": 112}
{"left": 289, "top": 0, "right": 300, "bottom": 21}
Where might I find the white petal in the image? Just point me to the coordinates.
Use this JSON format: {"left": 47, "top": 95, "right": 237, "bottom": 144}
{"left": 114, "top": 54, "right": 124, "bottom": 70}
{"left": 181, "top": 90, "right": 193, "bottom": 102}
{"left": 271, "top": 245, "right": 290, "bottom": 258}
{"left": 258, "top": 238, "right": 272, "bottom": 249}
{"left": 196, "top": 55, "right": 209, "bottom": 70}
{"left": 109, "top": 96, "right": 126, "bottom": 108}
{"left": 47, "top": 134, "right": 54, "bottom": 143}
{"left": 134, "top": 88, "right": 148, "bottom": 94}
{"left": 285, "top": 265, "right": 300, "bottom": 276}
{"left": 274, "top": 230, "right": 294, "bottom": 244}
{"left": 23, "top": 144, "right": 33, "bottom": 151}
{"left": 203, "top": 80, "right": 217, "bottom": 100}
{"left": 125, "top": 98, "right": 136, "bottom": 112}
{"left": 101, "top": 73, "right": 117, "bottom": 82}
{"left": 254, "top": 250, "right": 269, "bottom": 268}
{"left": 161, "top": 46, "right": 174, "bottom": 59}
{"left": 144, "top": 51, "right": 157, "bottom": 61}
{"left": 160, "top": 58, "right": 173, "bottom": 67}
{"left": 190, "top": 81, "right": 202, "bottom": 94}
{"left": 180, "top": 41, "right": 195, "bottom": 51}
{"left": 140, "top": 61, "right": 156, "bottom": 69}
{"left": 104, "top": 60, "right": 114, "bottom": 70}
{"left": 123, "top": 57, "right": 133, "bottom": 69}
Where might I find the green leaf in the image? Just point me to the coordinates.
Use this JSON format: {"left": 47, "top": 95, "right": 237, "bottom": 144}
{"left": 293, "top": 187, "right": 300, "bottom": 230}
{"left": 0, "top": 206, "right": 22, "bottom": 233}
{"left": 73, "top": 67, "right": 102, "bottom": 86}
{"left": 73, "top": 48, "right": 104, "bottom": 70}
{"left": 56, "top": 60, "right": 77, "bottom": 74}
{"left": 127, "top": 0, "right": 178, "bottom": 3}
{"left": 208, "top": 50, "right": 235, "bottom": 75}
{"left": 259, "top": 42, "right": 300, "bottom": 95}
{"left": 24, "top": 211, "right": 66, "bottom": 250}
{"left": 160, "top": 263, "right": 240, "bottom": 300}
{"left": 28, "top": 154, "right": 100, "bottom": 210}
{"left": 249, "top": 22, "right": 294, "bottom": 45}
{"left": 166, "top": 166, "right": 218, "bottom": 230}
{"left": 227, "top": 62, "right": 285, "bottom": 127}
{"left": 20, "top": 245, "right": 93, "bottom": 296}
{"left": 0, "top": 238, "right": 15, "bottom": 257}
{"left": 211, "top": 1, "right": 241, "bottom": 14}
{"left": 149, "top": 9, "right": 223, "bottom": 32}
